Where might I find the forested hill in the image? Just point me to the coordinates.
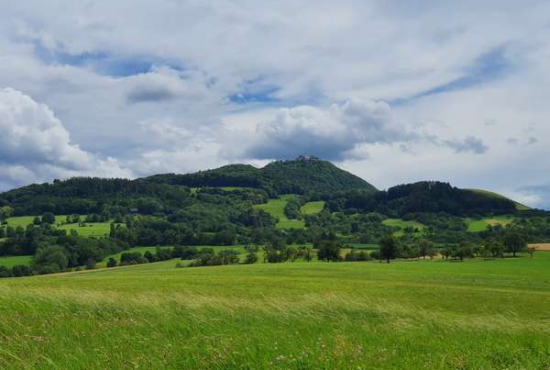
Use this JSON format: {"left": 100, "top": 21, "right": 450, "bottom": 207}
{"left": 326, "top": 181, "right": 520, "bottom": 217}
{"left": 0, "top": 157, "right": 527, "bottom": 218}
{"left": 145, "top": 156, "right": 377, "bottom": 196}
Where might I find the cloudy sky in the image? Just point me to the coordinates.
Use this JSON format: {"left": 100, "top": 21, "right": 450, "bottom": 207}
{"left": 1, "top": 0, "right": 550, "bottom": 207}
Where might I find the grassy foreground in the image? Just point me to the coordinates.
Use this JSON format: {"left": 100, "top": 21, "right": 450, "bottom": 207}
{"left": 0, "top": 254, "right": 549, "bottom": 369}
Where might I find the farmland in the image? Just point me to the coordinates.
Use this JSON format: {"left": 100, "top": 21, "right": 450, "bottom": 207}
{"left": 382, "top": 218, "right": 426, "bottom": 236}
{"left": 466, "top": 216, "right": 514, "bottom": 232}
{"left": 5, "top": 216, "right": 116, "bottom": 237}
{"left": 0, "top": 255, "right": 32, "bottom": 268}
{"left": 0, "top": 252, "right": 549, "bottom": 369}
{"left": 300, "top": 201, "right": 325, "bottom": 215}
{"left": 254, "top": 195, "right": 306, "bottom": 229}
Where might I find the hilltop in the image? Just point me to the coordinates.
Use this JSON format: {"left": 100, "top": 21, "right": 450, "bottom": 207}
{"left": 145, "top": 156, "right": 377, "bottom": 196}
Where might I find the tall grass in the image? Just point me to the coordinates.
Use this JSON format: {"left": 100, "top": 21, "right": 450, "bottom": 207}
{"left": 0, "top": 253, "right": 549, "bottom": 369}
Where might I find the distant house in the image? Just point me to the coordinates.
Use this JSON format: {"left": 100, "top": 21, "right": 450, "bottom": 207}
{"left": 130, "top": 208, "right": 139, "bottom": 213}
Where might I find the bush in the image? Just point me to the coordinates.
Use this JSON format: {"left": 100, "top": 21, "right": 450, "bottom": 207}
{"left": 32, "top": 246, "right": 68, "bottom": 273}
{"left": 0, "top": 266, "right": 12, "bottom": 278}
{"left": 317, "top": 240, "right": 341, "bottom": 262}
{"left": 218, "top": 249, "right": 240, "bottom": 265}
{"left": 11, "top": 265, "right": 32, "bottom": 277}
{"left": 173, "top": 246, "right": 199, "bottom": 260}
{"left": 106, "top": 258, "right": 118, "bottom": 268}
{"left": 244, "top": 251, "right": 258, "bottom": 264}
{"left": 85, "top": 259, "right": 97, "bottom": 270}
{"left": 120, "top": 252, "right": 148, "bottom": 266}
{"left": 344, "top": 250, "right": 371, "bottom": 262}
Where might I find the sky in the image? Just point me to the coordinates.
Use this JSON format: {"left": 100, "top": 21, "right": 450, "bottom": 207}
{"left": 1, "top": 0, "right": 550, "bottom": 208}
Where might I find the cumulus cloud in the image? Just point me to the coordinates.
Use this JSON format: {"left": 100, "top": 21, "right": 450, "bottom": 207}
{"left": 0, "top": 88, "right": 132, "bottom": 190}
{"left": 241, "top": 99, "right": 414, "bottom": 161}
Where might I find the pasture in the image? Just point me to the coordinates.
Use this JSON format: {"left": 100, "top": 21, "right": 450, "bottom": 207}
{"left": 0, "top": 252, "right": 548, "bottom": 369}
{"left": 467, "top": 216, "right": 514, "bottom": 232}
{"left": 5, "top": 216, "right": 117, "bottom": 237}
{"left": 300, "top": 201, "right": 325, "bottom": 215}
{"left": 382, "top": 218, "right": 426, "bottom": 236}
{"left": 254, "top": 195, "right": 306, "bottom": 229}
{"left": 0, "top": 255, "right": 32, "bottom": 268}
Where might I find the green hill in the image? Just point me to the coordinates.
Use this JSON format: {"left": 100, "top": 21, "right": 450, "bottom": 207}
{"left": 466, "top": 189, "right": 530, "bottom": 211}
{"left": 144, "top": 156, "right": 378, "bottom": 196}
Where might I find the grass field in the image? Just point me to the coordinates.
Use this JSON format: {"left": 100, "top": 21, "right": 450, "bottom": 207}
{"left": 0, "top": 255, "right": 32, "bottom": 268}
{"left": 98, "top": 246, "right": 251, "bottom": 267}
{"left": 300, "top": 201, "right": 325, "bottom": 215}
{"left": 0, "top": 253, "right": 548, "bottom": 369}
{"left": 6, "top": 215, "right": 68, "bottom": 228}
{"left": 254, "top": 195, "right": 306, "bottom": 229}
{"left": 4, "top": 216, "right": 117, "bottom": 237}
{"left": 467, "top": 215, "right": 514, "bottom": 232}
{"left": 382, "top": 218, "right": 426, "bottom": 236}
{"left": 58, "top": 222, "right": 113, "bottom": 237}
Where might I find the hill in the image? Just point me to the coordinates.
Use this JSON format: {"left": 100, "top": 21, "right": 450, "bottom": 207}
{"left": 327, "top": 181, "right": 519, "bottom": 217}
{"left": 144, "top": 156, "right": 378, "bottom": 196}
{"left": 466, "top": 188, "right": 530, "bottom": 211}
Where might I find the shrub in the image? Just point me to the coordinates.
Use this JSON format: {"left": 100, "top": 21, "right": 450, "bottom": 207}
{"left": 11, "top": 265, "right": 32, "bottom": 277}
{"left": 106, "top": 258, "right": 118, "bottom": 268}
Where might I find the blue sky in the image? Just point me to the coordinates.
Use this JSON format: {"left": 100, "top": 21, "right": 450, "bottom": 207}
{"left": 1, "top": 0, "right": 550, "bottom": 208}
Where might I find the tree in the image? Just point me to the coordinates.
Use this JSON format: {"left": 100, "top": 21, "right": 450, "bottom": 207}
{"left": 85, "top": 259, "right": 97, "bottom": 270}
{"left": 218, "top": 249, "right": 240, "bottom": 265}
{"left": 32, "top": 246, "right": 68, "bottom": 274}
{"left": 504, "top": 231, "right": 527, "bottom": 257}
{"left": 11, "top": 265, "right": 31, "bottom": 277}
{"left": 298, "top": 245, "right": 313, "bottom": 262}
{"left": 379, "top": 236, "right": 399, "bottom": 263}
{"left": 0, "top": 266, "right": 12, "bottom": 278}
{"left": 485, "top": 240, "right": 505, "bottom": 258}
{"left": 316, "top": 240, "right": 341, "bottom": 262}
{"left": 264, "top": 238, "right": 289, "bottom": 263}
{"left": 144, "top": 250, "right": 157, "bottom": 262}
{"left": 0, "top": 206, "right": 13, "bottom": 221}
{"left": 33, "top": 216, "right": 42, "bottom": 226}
{"left": 107, "top": 258, "right": 118, "bottom": 268}
{"left": 417, "top": 239, "right": 434, "bottom": 259}
{"left": 41, "top": 212, "right": 56, "bottom": 225}
{"left": 244, "top": 245, "right": 259, "bottom": 264}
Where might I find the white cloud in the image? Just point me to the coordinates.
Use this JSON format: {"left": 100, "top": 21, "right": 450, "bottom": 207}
{"left": 0, "top": 1, "right": 550, "bottom": 207}
{"left": 0, "top": 88, "right": 132, "bottom": 190}
{"left": 241, "top": 99, "right": 413, "bottom": 160}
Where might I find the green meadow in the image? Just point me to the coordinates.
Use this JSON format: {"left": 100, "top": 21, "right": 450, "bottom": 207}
{"left": 300, "top": 201, "right": 325, "bottom": 215}
{"left": 5, "top": 216, "right": 116, "bottom": 237}
{"left": 0, "top": 252, "right": 549, "bottom": 369}
{"left": 467, "top": 215, "right": 514, "bottom": 232}
{"left": 0, "top": 255, "right": 32, "bottom": 268}
{"left": 254, "top": 195, "right": 306, "bottom": 229}
{"left": 382, "top": 218, "right": 426, "bottom": 236}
